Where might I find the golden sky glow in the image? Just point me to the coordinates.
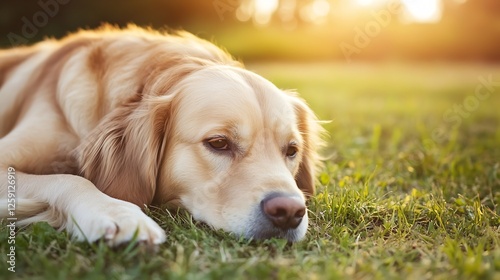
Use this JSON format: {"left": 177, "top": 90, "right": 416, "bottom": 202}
{"left": 236, "top": 0, "right": 446, "bottom": 25}
{"left": 401, "top": 0, "right": 442, "bottom": 23}
{"left": 355, "top": 0, "right": 377, "bottom": 6}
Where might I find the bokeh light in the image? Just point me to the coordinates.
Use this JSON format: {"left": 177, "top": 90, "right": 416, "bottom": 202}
{"left": 235, "top": 0, "right": 447, "bottom": 25}
{"left": 1, "top": 0, "right": 498, "bottom": 62}
{"left": 401, "top": 0, "right": 442, "bottom": 23}
{"left": 356, "top": 0, "right": 377, "bottom": 6}
{"left": 236, "top": 0, "right": 279, "bottom": 25}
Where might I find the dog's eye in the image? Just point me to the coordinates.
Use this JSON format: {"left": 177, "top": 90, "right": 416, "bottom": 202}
{"left": 207, "top": 138, "right": 230, "bottom": 151}
{"left": 286, "top": 145, "right": 298, "bottom": 158}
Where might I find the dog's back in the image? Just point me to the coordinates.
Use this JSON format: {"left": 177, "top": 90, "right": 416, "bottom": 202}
{"left": 0, "top": 25, "right": 236, "bottom": 139}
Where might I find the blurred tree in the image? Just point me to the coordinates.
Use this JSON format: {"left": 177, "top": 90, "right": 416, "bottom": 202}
{"left": 0, "top": 0, "right": 237, "bottom": 47}
{"left": 0, "top": 0, "right": 499, "bottom": 61}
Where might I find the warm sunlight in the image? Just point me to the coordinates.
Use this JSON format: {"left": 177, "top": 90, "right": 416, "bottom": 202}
{"left": 300, "top": 0, "right": 331, "bottom": 24}
{"left": 235, "top": 0, "right": 446, "bottom": 26}
{"left": 236, "top": 0, "right": 279, "bottom": 25}
{"left": 355, "top": 0, "right": 376, "bottom": 6}
{"left": 401, "top": 0, "right": 442, "bottom": 23}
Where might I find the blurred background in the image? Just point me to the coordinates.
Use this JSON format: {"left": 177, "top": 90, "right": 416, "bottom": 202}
{"left": 1, "top": 0, "right": 499, "bottom": 62}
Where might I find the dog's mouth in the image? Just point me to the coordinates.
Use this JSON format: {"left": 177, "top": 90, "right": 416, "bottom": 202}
{"left": 240, "top": 193, "right": 309, "bottom": 242}
{"left": 252, "top": 193, "right": 308, "bottom": 242}
{"left": 181, "top": 192, "right": 309, "bottom": 242}
{"left": 243, "top": 205, "right": 309, "bottom": 242}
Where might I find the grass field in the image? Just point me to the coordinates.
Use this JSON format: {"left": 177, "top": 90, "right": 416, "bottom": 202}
{"left": 1, "top": 62, "right": 499, "bottom": 279}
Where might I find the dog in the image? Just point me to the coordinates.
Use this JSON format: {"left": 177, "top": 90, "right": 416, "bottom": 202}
{"left": 0, "top": 25, "right": 323, "bottom": 246}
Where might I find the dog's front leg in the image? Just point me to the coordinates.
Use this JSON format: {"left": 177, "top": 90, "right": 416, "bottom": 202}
{"left": 0, "top": 169, "right": 166, "bottom": 246}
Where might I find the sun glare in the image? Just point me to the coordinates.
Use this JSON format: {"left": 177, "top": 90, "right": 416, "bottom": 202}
{"left": 236, "top": 0, "right": 279, "bottom": 25}
{"left": 235, "top": 0, "right": 444, "bottom": 26}
{"left": 401, "top": 0, "right": 442, "bottom": 23}
{"left": 300, "top": 0, "right": 331, "bottom": 24}
{"left": 355, "top": 0, "right": 376, "bottom": 6}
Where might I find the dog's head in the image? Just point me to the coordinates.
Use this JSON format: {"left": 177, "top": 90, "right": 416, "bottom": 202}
{"left": 79, "top": 53, "right": 322, "bottom": 242}
{"left": 158, "top": 66, "right": 323, "bottom": 241}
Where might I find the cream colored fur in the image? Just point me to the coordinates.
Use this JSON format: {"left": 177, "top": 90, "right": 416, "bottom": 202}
{"left": 0, "top": 25, "right": 322, "bottom": 246}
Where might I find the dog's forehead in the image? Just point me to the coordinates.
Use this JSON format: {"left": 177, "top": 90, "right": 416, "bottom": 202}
{"left": 174, "top": 66, "right": 298, "bottom": 137}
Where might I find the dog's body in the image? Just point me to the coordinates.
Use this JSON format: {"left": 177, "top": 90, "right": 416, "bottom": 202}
{"left": 0, "top": 26, "right": 322, "bottom": 245}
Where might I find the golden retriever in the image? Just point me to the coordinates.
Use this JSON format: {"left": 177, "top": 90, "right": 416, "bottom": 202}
{"left": 0, "top": 25, "right": 322, "bottom": 246}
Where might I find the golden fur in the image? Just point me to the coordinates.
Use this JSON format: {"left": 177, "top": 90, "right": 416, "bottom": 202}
{"left": 0, "top": 25, "right": 323, "bottom": 245}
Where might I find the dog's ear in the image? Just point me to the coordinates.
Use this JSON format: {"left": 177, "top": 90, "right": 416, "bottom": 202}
{"left": 77, "top": 93, "right": 174, "bottom": 207}
{"left": 77, "top": 56, "right": 207, "bottom": 207}
{"left": 290, "top": 94, "right": 324, "bottom": 198}
{"left": 77, "top": 57, "right": 204, "bottom": 207}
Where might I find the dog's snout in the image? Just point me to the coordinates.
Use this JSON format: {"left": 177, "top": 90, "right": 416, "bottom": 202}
{"left": 262, "top": 194, "right": 306, "bottom": 230}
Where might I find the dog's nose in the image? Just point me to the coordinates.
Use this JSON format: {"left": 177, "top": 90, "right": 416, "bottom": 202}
{"left": 262, "top": 194, "right": 306, "bottom": 230}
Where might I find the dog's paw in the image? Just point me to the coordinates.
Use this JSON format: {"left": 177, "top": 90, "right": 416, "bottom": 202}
{"left": 67, "top": 198, "right": 166, "bottom": 246}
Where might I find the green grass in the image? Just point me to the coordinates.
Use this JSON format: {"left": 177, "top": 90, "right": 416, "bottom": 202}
{"left": 1, "top": 62, "right": 500, "bottom": 279}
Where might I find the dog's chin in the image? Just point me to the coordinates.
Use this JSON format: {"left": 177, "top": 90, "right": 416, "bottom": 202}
{"left": 191, "top": 204, "right": 308, "bottom": 242}
{"left": 242, "top": 207, "right": 309, "bottom": 242}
